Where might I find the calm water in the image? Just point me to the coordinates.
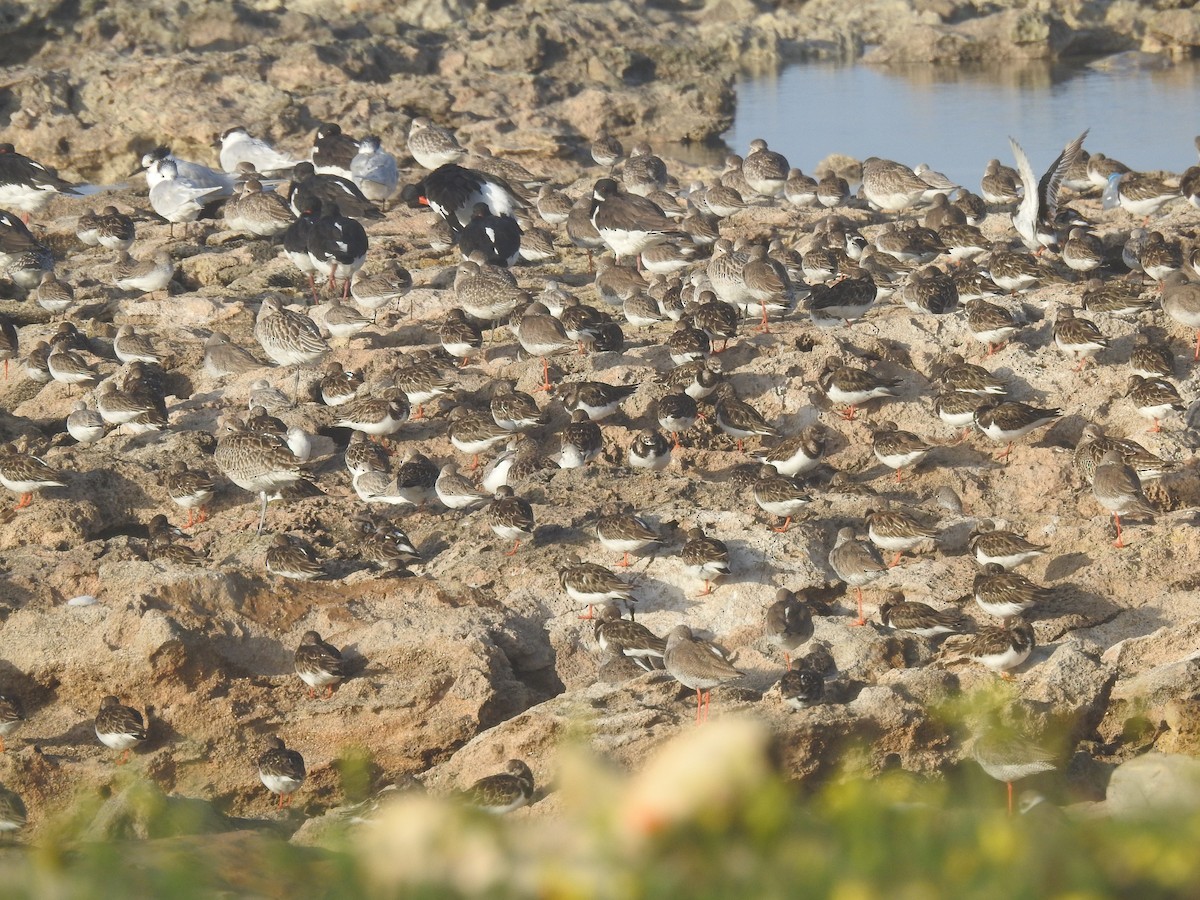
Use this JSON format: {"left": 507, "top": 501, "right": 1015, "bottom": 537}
{"left": 722, "top": 57, "right": 1200, "bottom": 189}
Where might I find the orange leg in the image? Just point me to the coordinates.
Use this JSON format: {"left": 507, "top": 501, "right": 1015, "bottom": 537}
{"left": 198, "top": 506, "right": 208, "bottom": 524}
{"left": 306, "top": 687, "right": 317, "bottom": 700}
{"left": 694, "top": 688, "right": 704, "bottom": 725}
{"left": 736, "top": 439, "right": 745, "bottom": 453}
{"left": 505, "top": 540, "right": 521, "bottom": 556}
{"left": 850, "top": 587, "right": 867, "bottom": 627}
{"left": 995, "top": 442, "right": 1014, "bottom": 462}
{"left": 1007, "top": 781, "right": 1014, "bottom": 817}
{"left": 118, "top": 749, "right": 131, "bottom": 765}
{"left": 1193, "top": 332, "right": 1199, "bottom": 362}
{"left": 533, "top": 358, "right": 553, "bottom": 393}
{"left": 671, "top": 432, "right": 681, "bottom": 450}
{"left": 0, "top": 736, "right": 6, "bottom": 753}
{"left": 894, "top": 468, "right": 904, "bottom": 483}
{"left": 184, "top": 508, "right": 195, "bottom": 529}
{"left": 839, "top": 406, "right": 858, "bottom": 421}
{"left": 411, "top": 405, "right": 425, "bottom": 422}
{"left": 1149, "top": 419, "right": 1160, "bottom": 433}
{"left": 469, "top": 455, "right": 480, "bottom": 471}
{"left": 887, "top": 551, "right": 902, "bottom": 568}
{"left": 578, "top": 604, "right": 595, "bottom": 620}
{"left": 697, "top": 581, "right": 713, "bottom": 597}
{"left": 772, "top": 516, "right": 792, "bottom": 534}
{"left": 277, "top": 793, "right": 286, "bottom": 810}
{"left": 15, "top": 493, "right": 31, "bottom": 509}
{"left": 756, "top": 305, "right": 771, "bottom": 334}
{"left": 1113, "top": 514, "right": 1124, "bottom": 548}
{"left": 616, "top": 552, "right": 632, "bottom": 568}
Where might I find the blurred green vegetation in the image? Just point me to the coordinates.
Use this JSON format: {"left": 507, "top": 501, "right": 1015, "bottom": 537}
{"left": 0, "top": 717, "right": 1197, "bottom": 899}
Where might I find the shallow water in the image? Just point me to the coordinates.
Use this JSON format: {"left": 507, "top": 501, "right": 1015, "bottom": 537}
{"left": 722, "top": 57, "right": 1200, "bottom": 189}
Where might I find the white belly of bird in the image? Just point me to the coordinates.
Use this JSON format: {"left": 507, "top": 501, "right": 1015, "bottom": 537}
{"left": 171, "top": 489, "right": 213, "bottom": 510}
{"left": 450, "top": 432, "right": 507, "bottom": 456}
{"left": 96, "top": 728, "right": 141, "bottom": 751}
{"left": 973, "top": 548, "right": 1042, "bottom": 569}
{"left": 628, "top": 448, "right": 668, "bottom": 470}
{"left": 978, "top": 642, "right": 1032, "bottom": 672}
{"left": 979, "top": 421, "right": 1037, "bottom": 442}
{"left": 599, "top": 227, "right": 664, "bottom": 260}
{"left": 825, "top": 384, "right": 888, "bottom": 407}
{"left": 767, "top": 450, "right": 819, "bottom": 477}
{"left": 341, "top": 412, "right": 402, "bottom": 436}
{"left": 68, "top": 420, "right": 105, "bottom": 444}
{"left": 867, "top": 527, "right": 925, "bottom": 552}
{"left": 566, "top": 584, "right": 628, "bottom": 605}
{"left": 1137, "top": 402, "right": 1178, "bottom": 421}
{"left": 755, "top": 495, "right": 808, "bottom": 518}
{"left": 491, "top": 522, "right": 530, "bottom": 541}
{"left": 685, "top": 559, "right": 729, "bottom": 581}
{"left": 975, "top": 593, "right": 1032, "bottom": 619}
{"left": 1055, "top": 335, "right": 1103, "bottom": 357}
{"left": 991, "top": 272, "right": 1037, "bottom": 292}
{"left": 0, "top": 184, "right": 54, "bottom": 212}
{"left": 260, "top": 772, "right": 302, "bottom": 795}
{"left": 598, "top": 534, "right": 654, "bottom": 555}
{"left": 874, "top": 447, "right": 928, "bottom": 469}
{"left": 557, "top": 445, "right": 593, "bottom": 469}
{"left": 0, "top": 473, "right": 61, "bottom": 494}
{"left": 938, "top": 406, "right": 978, "bottom": 429}
{"left": 298, "top": 668, "right": 341, "bottom": 689}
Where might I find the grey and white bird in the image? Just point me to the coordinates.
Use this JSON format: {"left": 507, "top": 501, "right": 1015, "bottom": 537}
{"left": 219, "top": 126, "right": 299, "bottom": 175}
{"left": 1010, "top": 130, "right": 1088, "bottom": 251}
{"left": 349, "top": 135, "right": 399, "bottom": 203}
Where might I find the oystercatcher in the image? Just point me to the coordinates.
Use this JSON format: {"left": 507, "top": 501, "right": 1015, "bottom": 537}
{"left": 458, "top": 203, "right": 522, "bottom": 266}
{"left": 400, "top": 163, "right": 521, "bottom": 232}
{"left": 0, "top": 144, "right": 80, "bottom": 221}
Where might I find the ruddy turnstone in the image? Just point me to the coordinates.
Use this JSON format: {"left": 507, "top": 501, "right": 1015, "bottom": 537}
{"left": 448, "top": 407, "right": 510, "bottom": 468}
{"left": 1110, "top": 172, "right": 1180, "bottom": 218}
{"left": 0, "top": 143, "right": 80, "bottom": 218}
{"left": 595, "top": 511, "right": 664, "bottom": 568}
{"left": 764, "top": 588, "right": 814, "bottom": 669}
{"left": 295, "top": 630, "right": 345, "bottom": 699}
{"left": 1129, "top": 331, "right": 1175, "bottom": 379}
{"left": 818, "top": 356, "right": 899, "bottom": 421}
{"left": 967, "top": 521, "right": 1048, "bottom": 570}
{"left": 266, "top": 533, "right": 325, "bottom": 581}
{"left": 163, "top": 460, "right": 215, "bottom": 527}
{"left": 555, "top": 410, "right": 601, "bottom": 470}
{"left": 753, "top": 466, "right": 812, "bottom": 534}
{"left": 973, "top": 563, "right": 1052, "bottom": 623}
{"left": 594, "top": 602, "right": 665, "bottom": 670}
{"left": 751, "top": 424, "right": 827, "bottom": 478}
{"left": 0, "top": 444, "right": 65, "bottom": 509}
{"left": 865, "top": 507, "right": 939, "bottom": 567}
{"left": 964, "top": 299, "right": 1021, "bottom": 356}
{"left": 1053, "top": 306, "right": 1108, "bottom": 371}
{"left": 1092, "top": 449, "right": 1155, "bottom": 548}
{"left": 487, "top": 485, "right": 534, "bottom": 555}
{"left": 779, "top": 666, "right": 824, "bottom": 710}
{"left": 972, "top": 400, "right": 1061, "bottom": 460}
{"left": 258, "top": 736, "right": 305, "bottom": 809}
{"left": 95, "top": 695, "right": 146, "bottom": 764}
{"left": 561, "top": 561, "right": 634, "bottom": 619}
{"left": 942, "top": 619, "right": 1035, "bottom": 679}
{"left": 1125, "top": 374, "right": 1184, "bottom": 432}
{"left": 871, "top": 421, "right": 933, "bottom": 482}
{"left": 680, "top": 526, "right": 731, "bottom": 596}
{"left": 460, "top": 760, "right": 534, "bottom": 814}
{"left": 664, "top": 624, "right": 744, "bottom": 724}
{"left": 0, "top": 784, "right": 26, "bottom": 834}
{"left": 558, "top": 381, "right": 638, "bottom": 421}
{"left": 628, "top": 428, "right": 672, "bottom": 472}
{"left": 0, "top": 694, "right": 23, "bottom": 753}
{"left": 829, "top": 526, "right": 886, "bottom": 626}
{"left": 1160, "top": 271, "right": 1200, "bottom": 361}
{"left": 1081, "top": 278, "right": 1152, "bottom": 318}
{"left": 878, "top": 592, "right": 968, "bottom": 638}
{"left": 1061, "top": 227, "right": 1104, "bottom": 274}
{"left": 713, "top": 386, "right": 779, "bottom": 452}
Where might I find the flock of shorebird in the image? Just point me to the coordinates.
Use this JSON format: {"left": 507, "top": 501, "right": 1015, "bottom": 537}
{"left": 0, "top": 114, "right": 1198, "bottom": 829}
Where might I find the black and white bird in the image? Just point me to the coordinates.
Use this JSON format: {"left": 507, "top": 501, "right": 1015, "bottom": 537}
{"left": 1010, "top": 130, "right": 1088, "bottom": 252}
{"left": 288, "top": 161, "right": 382, "bottom": 221}
{"left": 0, "top": 143, "right": 80, "bottom": 219}
{"left": 400, "top": 163, "right": 522, "bottom": 232}
{"left": 307, "top": 201, "right": 369, "bottom": 299}
{"left": 283, "top": 199, "right": 323, "bottom": 303}
{"left": 458, "top": 202, "right": 522, "bottom": 266}
{"left": 311, "top": 122, "right": 360, "bottom": 178}
{"left": 589, "top": 177, "right": 677, "bottom": 264}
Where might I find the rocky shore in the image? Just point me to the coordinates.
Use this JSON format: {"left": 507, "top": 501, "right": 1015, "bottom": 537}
{"left": 0, "top": 0, "right": 1199, "bottom": 847}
